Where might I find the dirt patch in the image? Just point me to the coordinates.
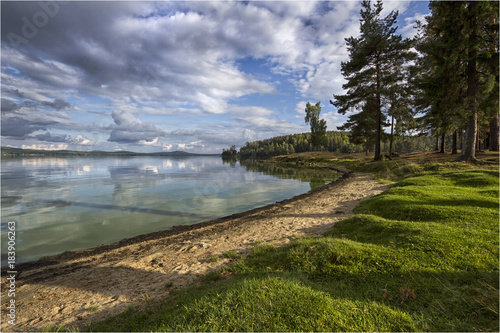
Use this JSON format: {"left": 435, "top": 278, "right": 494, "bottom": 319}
{"left": 1, "top": 169, "right": 388, "bottom": 332}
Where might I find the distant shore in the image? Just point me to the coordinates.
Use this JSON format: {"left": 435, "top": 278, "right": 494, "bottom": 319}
{"left": 1, "top": 146, "right": 220, "bottom": 158}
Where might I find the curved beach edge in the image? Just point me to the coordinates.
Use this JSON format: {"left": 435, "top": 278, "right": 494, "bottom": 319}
{"left": 5, "top": 164, "right": 352, "bottom": 273}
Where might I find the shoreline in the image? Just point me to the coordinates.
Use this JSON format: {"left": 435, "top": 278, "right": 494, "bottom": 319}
{"left": 5, "top": 164, "right": 351, "bottom": 273}
{"left": 1, "top": 165, "right": 389, "bottom": 332}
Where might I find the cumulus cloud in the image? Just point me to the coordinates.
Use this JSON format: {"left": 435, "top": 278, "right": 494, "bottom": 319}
{"left": 177, "top": 141, "right": 205, "bottom": 151}
{"left": 41, "top": 98, "right": 71, "bottom": 110}
{"left": 400, "top": 12, "right": 429, "bottom": 38}
{"left": 21, "top": 131, "right": 96, "bottom": 147}
{"left": 22, "top": 144, "right": 69, "bottom": 151}
{"left": 72, "top": 135, "right": 96, "bottom": 146}
{"left": 162, "top": 144, "right": 173, "bottom": 151}
{"left": 1, "top": 116, "right": 57, "bottom": 138}
{"left": 1, "top": 1, "right": 277, "bottom": 115}
{"left": 321, "top": 111, "right": 348, "bottom": 131}
{"left": 235, "top": 114, "right": 304, "bottom": 135}
{"left": 34, "top": 131, "right": 69, "bottom": 143}
{"left": 108, "top": 110, "right": 166, "bottom": 144}
{"left": 1, "top": 98, "right": 21, "bottom": 112}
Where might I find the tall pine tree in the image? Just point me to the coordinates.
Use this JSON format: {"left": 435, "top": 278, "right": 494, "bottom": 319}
{"left": 331, "top": 0, "right": 414, "bottom": 161}
{"left": 413, "top": 3, "right": 467, "bottom": 155}
{"left": 418, "top": 1, "right": 499, "bottom": 162}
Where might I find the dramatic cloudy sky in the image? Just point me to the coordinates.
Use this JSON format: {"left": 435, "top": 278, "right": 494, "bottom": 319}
{"left": 1, "top": 1, "right": 430, "bottom": 153}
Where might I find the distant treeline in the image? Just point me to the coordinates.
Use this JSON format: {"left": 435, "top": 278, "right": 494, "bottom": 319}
{"left": 223, "top": 131, "right": 436, "bottom": 159}
{"left": 1, "top": 147, "right": 217, "bottom": 158}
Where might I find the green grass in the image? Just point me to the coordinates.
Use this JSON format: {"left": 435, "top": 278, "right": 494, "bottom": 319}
{"left": 222, "top": 250, "right": 241, "bottom": 259}
{"left": 84, "top": 163, "right": 498, "bottom": 332}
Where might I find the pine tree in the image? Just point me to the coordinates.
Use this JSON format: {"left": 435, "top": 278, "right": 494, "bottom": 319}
{"left": 414, "top": 2, "right": 468, "bottom": 154}
{"left": 386, "top": 53, "right": 417, "bottom": 159}
{"left": 331, "top": 0, "right": 414, "bottom": 161}
{"left": 337, "top": 96, "right": 380, "bottom": 155}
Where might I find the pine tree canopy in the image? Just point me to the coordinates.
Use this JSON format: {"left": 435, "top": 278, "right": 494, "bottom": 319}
{"left": 331, "top": 0, "right": 415, "bottom": 161}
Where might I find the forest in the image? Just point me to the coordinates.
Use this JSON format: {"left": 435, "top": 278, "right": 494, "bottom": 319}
{"left": 223, "top": 131, "right": 436, "bottom": 160}
{"left": 223, "top": 1, "right": 499, "bottom": 162}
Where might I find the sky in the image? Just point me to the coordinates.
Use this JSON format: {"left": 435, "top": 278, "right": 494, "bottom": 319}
{"left": 1, "top": 1, "right": 430, "bottom": 154}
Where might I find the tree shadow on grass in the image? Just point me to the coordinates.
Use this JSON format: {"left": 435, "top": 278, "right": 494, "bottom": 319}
{"left": 439, "top": 170, "right": 499, "bottom": 188}
{"left": 237, "top": 240, "right": 499, "bottom": 332}
{"left": 80, "top": 264, "right": 499, "bottom": 332}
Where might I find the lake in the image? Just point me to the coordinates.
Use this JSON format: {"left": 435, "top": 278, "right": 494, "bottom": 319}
{"left": 1, "top": 156, "right": 340, "bottom": 265}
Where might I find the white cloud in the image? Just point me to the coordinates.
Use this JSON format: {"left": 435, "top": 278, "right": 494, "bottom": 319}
{"left": 162, "top": 144, "right": 173, "bottom": 151}
{"left": 242, "top": 128, "right": 258, "bottom": 142}
{"left": 22, "top": 143, "right": 69, "bottom": 151}
{"left": 177, "top": 141, "right": 205, "bottom": 150}
{"left": 72, "top": 135, "right": 96, "bottom": 146}
{"left": 321, "top": 111, "right": 349, "bottom": 131}
{"left": 295, "top": 101, "right": 309, "bottom": 115}
{"left": 381, "top": 1, "right": 407, "bottom": 13}
{"left": 400, "top": 12, "right": 428, "bottom": 38}
{"left": 108, "top": 110, "right": 166, "bottom": 144}
{"left": 138, "top": 137, "right": 159, "bottom": 146}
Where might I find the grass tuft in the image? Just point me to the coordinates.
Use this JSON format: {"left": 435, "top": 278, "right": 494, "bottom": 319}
{"left": 222, "top": 250, "right": 241, "bottom": 259}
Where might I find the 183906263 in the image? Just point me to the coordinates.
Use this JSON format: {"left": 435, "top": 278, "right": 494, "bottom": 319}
{"left": 6, "top": 221, "right": 17, "bottom": 325}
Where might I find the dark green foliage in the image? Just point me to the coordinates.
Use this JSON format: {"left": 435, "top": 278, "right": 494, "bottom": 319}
{"left": 236, "top": 131, "right": 435, "bottom": 159}
{"left": 221, "top": 145, "right": 238, "bottom": 158}
{"left": 413, "top": 3, "right": 467, "bottom": 144}
{"left": 239, "top": 131, "right": 357, "bottom": 159}
{"left": 337, "top": 98, "right": 381, "bottom": 154}
{"left": 415, "top": 1, "right": 499, "bottom": 160}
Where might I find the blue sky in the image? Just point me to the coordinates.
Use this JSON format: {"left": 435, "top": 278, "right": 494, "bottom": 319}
{"left": 1, "top": 1, "right": 430, "bottom": 153}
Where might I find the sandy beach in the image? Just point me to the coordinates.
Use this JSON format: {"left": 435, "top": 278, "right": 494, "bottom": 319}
{"left": 1, "top": 167, "right": 389, "bottom": 332}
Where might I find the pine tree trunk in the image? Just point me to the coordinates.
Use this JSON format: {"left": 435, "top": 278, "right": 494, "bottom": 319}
{"left": 435, "top": 135, "right": 439, "bottom": 151}
{"left": 489, "top": 115, "right": 499, "bottom": 151}
{"left": 459, "top": 112, "right": 478, "bottom": 161}
{"left": 457, "top": 1, "right": 478, "bottom": 162}
{"left": 476, "top": 116, "right": 480, "bottom": 151}
{"left": 452, "top": 130, "right": 458, "bottom": 154}
{"left": 374, "top": 60, "right": 382, "bottom": 161}
{"left": 389, "top": 115, "right": 394, "bottom": 159}
{"left": 440, "top": 133, "right": 446, "bottom": 153}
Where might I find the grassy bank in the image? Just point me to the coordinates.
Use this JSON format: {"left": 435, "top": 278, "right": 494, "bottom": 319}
{"left": 273, "top": 150, "right": 499, "bottom": 182}
{"left": 83, "top": 153, "right": 498, "bottom": 332}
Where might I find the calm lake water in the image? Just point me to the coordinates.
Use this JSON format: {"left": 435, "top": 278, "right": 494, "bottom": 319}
{"left": 1, "top": 156, "right": 340, "bottom": 265}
